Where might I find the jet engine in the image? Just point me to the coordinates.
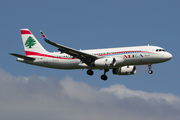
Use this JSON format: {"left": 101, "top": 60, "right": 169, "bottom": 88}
{"left": 112, "top": 66, "right": 136, "bottom": 75}
{"left": 94, "top": 57, "right": 124, "bottom": 67}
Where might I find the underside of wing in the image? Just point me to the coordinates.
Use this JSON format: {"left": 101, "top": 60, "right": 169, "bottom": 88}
{"left": 40, "top": 30, "right": 100, "bottom": 65}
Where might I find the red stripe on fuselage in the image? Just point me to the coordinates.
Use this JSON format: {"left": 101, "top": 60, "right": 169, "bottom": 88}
{"left": 21, "top": 30, "right": 31, "bottom": 34}
{"left": 25, "top": 51, "right": 44, "bottom": 56}
{"left": 25, "top": 51, "right": 75, "bottom": 60}
{"left": 25, "top": 50, "right": 157, "bottom": 60}
{"left": 141, "top": 51, "right": 157, "bottom": 54}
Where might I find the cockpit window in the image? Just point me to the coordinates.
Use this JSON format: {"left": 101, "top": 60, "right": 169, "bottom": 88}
{"left": 156, "top": 49, "right": 166, "bottom": 52}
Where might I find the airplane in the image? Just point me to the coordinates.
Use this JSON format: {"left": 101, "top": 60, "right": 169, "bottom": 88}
{"left": 10, "top": 29, "right": 172, "bottom": 81}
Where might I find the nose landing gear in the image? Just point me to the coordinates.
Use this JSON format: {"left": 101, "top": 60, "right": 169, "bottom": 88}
{"left": 148, "top": 64, "right": 153, "bottom": 74}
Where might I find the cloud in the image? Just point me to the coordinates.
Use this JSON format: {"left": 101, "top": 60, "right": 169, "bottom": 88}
{"left": 0, "top": 68, "right": 179, "bottom": 120}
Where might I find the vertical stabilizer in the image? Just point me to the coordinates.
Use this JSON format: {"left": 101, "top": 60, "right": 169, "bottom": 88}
{"left": 20, "top": 29, "right": 48, "bottom": 56}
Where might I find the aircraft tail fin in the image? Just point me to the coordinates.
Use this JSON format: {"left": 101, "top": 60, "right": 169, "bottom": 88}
{"left": 20, "top": 29, "right": 48, "bottom": 56}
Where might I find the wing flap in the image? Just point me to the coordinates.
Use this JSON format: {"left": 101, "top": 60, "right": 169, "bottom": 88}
{"left": 40, "top": 30, "right": 100, "bottom": 65}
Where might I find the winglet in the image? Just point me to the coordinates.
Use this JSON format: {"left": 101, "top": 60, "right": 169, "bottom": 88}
{"left": 40, "top": 30, "right": 48, "bottom": 41}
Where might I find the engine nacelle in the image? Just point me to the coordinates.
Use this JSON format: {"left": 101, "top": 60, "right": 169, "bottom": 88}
{"left": 112, "top": 66, "right": 136, "bottom": 75}
{"left": 94, "top": 57, "right": 124, "bottom": 67}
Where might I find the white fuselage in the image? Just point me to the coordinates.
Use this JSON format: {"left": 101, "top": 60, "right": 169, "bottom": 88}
{"left": 17, "top": 45, "right": 172, "bottom": 70}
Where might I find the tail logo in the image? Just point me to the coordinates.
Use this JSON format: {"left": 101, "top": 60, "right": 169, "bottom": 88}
{"left": 25, "top": 36, "right": 36, "bottom": 48}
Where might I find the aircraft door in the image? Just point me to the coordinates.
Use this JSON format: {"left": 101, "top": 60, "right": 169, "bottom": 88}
{"left": 145, "top": 46, "right": 150, "bottom": 56}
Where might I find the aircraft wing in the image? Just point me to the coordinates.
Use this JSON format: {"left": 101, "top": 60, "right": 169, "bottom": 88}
{"left": 9, "top": 53, "right": 35, "bottom": 61}
{"left": 40, "top": 30, "right": 100, "bottom": 65}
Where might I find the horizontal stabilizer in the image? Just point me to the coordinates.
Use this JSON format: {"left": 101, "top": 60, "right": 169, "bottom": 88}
{"left": 9, "top": 53, "right": 35, "bottom": 61}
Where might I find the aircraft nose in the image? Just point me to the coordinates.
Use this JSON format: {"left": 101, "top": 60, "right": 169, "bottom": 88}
{"left": 164, "top": 52, "right": 172, "bottom": 60}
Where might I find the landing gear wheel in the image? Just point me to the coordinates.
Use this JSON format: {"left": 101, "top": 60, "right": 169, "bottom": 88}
{"left": 87, "top": 69, "right": 94, "bottom": 76}
{"left": 101, "top": 75, "right": 108, "bottom": 81}
{"left": 148, "top": 70, "right": 153, "bottom": 74}
{"left": 148, "top": 64, "right": 153, "bottom": 74}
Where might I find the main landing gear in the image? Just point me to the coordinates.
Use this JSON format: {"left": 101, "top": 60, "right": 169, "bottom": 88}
{"left": 87, "top": 69, "right": 94, "bottom": 76}
{"left": 87, "top": 69, "right": 109, "bottom": 81}
{"left": 101, "top": 69, "right": 109, "bottom": 81}
{"left": 148, "top": 64, "right": 153, "bottom": 74}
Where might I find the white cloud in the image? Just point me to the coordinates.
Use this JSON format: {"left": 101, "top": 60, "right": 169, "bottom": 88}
{"left": 0, "top": 68, "right": 179, "bottom": 120}
{"left": 100, "top": 84, "right": 180, "bottom": 103}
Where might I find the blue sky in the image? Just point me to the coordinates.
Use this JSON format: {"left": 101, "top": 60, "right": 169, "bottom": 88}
{"left": 0, "top": 0, "right": 180, "bottom": 119}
